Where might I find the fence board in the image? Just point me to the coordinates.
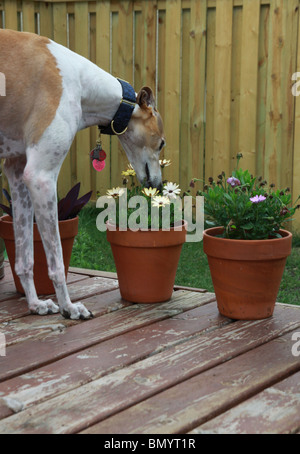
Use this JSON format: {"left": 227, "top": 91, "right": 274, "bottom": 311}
{"left": 140, "top": 0, "right": 157, "bottom": 89}
{"left": 111, "top": 2, "right": 134, "bottom": 188}
{"left": 180, "top": 8, "right": 191, "bottom": 189}
{"left": 280, "top": 0, "right": 298, "bottom": 192}
{"left": 188, "top": 0, "right": 207, "bottom": 190}
{"left": 238, "top": 0, "right": 260, "bottom": 172}
{"left": 157, "top": 8, "right": 166, "bottom": 121}
{"left": 230, "top": 5, "right": 242, "bottom": 170}
{"left": 213, "top": 0, "right": 233, "bottom": 178}
{"left": 3, "top": 0, "right": 18, "bottom": 30}
{"left": 39, "top": 2, "right": 53, "bottom": 38}
{"left": 265, "top": 0, "right": 284, "bottom": 186}
{"left": 163, "top": 0, "right": 181, "bottom": 184}
{"left": 256, "top": 4, "right": 269, "bottom": 179}
{"left": 22, "top": 1, "right": 36, "bottom": 33}
{"left": 205, "top": 6, "right": 216, "bottom": 181}
{"left": 0, "top": 0, "right": 299, "bottom": 232}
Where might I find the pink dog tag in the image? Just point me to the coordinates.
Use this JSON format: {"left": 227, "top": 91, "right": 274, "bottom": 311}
{"left": 90, "top": 143, "right": 106, "bottom": 172}
{"left": 92, "top": 159, "right": 106, "bottom": 172}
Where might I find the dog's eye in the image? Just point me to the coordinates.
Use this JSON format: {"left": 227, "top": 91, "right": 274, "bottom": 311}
{"left": 159, "top": 139, "right": 165, "bottom": 151}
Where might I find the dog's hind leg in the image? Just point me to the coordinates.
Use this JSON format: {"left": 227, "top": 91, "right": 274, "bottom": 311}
{"left": 4, "top": 157, "right": 60, "bottom": 315}
{"left": 23, "top": 143, "right": 92, "bottom": 320}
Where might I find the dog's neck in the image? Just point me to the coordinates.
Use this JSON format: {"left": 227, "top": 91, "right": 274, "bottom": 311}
{"left": 79, "top": 67, "right": 123, "bottom": 130}
{"left": 48, "top": 40, "right": 125, "bottom": 131}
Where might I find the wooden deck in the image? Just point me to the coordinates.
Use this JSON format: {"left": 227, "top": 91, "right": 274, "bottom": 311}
{"left": 0, "top": 260, "right": 299, "bottom": 435}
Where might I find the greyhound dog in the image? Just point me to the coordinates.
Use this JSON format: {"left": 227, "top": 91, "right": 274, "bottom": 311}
{"left": 0, "top": 29, "right": 165, "bottom": 319}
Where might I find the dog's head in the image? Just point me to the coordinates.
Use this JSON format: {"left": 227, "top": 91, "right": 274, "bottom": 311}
{"left": 119, "top": 87, "right": 165, "bottom": 190}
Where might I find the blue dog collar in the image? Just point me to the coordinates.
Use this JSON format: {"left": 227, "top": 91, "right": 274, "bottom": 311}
{"left": 98, "top": 78, "right": 136, "bottom": 136}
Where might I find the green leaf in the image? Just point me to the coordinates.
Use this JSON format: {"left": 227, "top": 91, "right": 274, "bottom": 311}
{"left": 241, "top": 222, "right": 254, "bottom": 230}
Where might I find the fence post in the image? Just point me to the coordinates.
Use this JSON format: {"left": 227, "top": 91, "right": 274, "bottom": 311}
{"left": 0, "top": 161, "right": 4, "bottom": 280}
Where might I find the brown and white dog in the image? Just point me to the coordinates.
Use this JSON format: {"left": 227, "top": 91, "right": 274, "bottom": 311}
{"left": 0, "top": 29, "right": 165, "bottom": 319}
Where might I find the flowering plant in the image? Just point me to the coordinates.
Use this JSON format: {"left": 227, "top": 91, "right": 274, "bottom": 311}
{"left": 104, "top": 160, "right": 183, "bottom": 230}
{"left": 192, "top": 154, "right": 300, "bottom": 240}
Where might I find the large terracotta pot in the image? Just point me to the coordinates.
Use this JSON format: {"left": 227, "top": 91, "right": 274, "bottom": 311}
{"left": 0, "top": 215, "right": 78, "bottom": 295}
{"left": 203, "top": 227, "right": 292, "bottom": 320}
{"left": 107, "top": 221, "right": 187, "bottom": 303}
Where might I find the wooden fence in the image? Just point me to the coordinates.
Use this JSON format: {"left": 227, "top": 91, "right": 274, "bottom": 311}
{"left": 0, "top": 0, "right": 300, "bottom": 231}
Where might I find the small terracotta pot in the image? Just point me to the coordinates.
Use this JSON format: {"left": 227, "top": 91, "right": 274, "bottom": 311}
{"left": 0, "top": 215, "right": 78, "bottom": 295}
{"left": 107, "top": 221, "right": 187, "bottom": 303}
{"left": 203, "top": 227, "right": 292, "bottom": 320}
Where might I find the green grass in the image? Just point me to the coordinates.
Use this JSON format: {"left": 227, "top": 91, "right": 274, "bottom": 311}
{"left": 70, "top": 206, "right": 300, "bottom": 306}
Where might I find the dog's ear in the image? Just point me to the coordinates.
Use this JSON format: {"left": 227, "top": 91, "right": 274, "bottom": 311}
{"left": 137, "top": 86, "right": 156, "bottom": 109}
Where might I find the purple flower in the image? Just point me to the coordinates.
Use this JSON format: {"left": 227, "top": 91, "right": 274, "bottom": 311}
{"left": 227, "top": 177, "right": 241, "bottom": 187}
{"left": 250, "top": 195, "right": 266, "bottom": 203}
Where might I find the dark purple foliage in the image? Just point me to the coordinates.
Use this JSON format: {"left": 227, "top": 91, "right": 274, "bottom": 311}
{"left": 1, "top": 183, "right": 92, "bottom": 221}
{"left": 58, "top": 183, "right": 92, "bottom": 220}
{"left": 0, "top": 189, "right": 12, "bottom": 217}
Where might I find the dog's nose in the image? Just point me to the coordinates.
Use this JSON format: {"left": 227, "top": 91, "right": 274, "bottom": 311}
{"left": 145, "top": 163, "right": 162, "bottom": 192}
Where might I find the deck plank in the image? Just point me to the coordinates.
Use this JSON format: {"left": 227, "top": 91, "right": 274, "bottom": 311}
{"left": 0, "top": 280, "right": 121, "bottom": 346}
{"left": 190, "top": 371, "right": 300, "bottom": 434}
{"left": 0, "top": 303, "right": 229, "bottom": 419}
{"left": 0, "top": 306, "right": 299, "bottom": 434}
{"left": 0, "top": 291, "right": 216, "bottom": 382}
{"left": 81, "top": 330, "right": 300, "bottom": 434}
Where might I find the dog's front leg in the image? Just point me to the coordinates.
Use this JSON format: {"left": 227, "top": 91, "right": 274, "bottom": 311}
{"left": 4, "top": 157, "right": 60, "bottom": 315}
{"left": 22, "top": 154, "right": 92, "bottom": 320}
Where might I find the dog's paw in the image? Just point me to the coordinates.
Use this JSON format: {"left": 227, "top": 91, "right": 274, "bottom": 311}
{"left": 61, "top": 302, "right": 93, "bottom": 320}
{"left": 29, "top": 299, "right": 60, "bottom": 316}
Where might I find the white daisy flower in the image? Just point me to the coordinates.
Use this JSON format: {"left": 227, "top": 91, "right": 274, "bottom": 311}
{"left": 142, "top": 187, "right": 159, "bottom": 197}
{"left": 106, "top": 187, "right": 125, "bottom": 199}
{"left": 151, "top": 195, "right": 171, "bottom": 208}
{"left": 163, "top": 182, "right": 181, "bottom": 200}
{"left": 159, "top": 159, "right": 171, "bottom": 168}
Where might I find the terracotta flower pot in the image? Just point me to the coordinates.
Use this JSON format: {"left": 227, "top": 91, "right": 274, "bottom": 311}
{"left": 107, "top": 221, "right": 187, "bottom": 303}
{"left": 0, "top": 215, "right": 78, "bottom": 295}
{"left": 203, "top": 227, "right": 292, "bottom": 320}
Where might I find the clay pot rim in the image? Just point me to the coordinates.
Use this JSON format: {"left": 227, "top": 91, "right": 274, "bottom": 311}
{"left": 0, "top": 214, "right": 78, "bottom": 225}
{"left": 0, "top": 214, "right": 79, "bottom": 241}
{"left": 203, "top": 226, "right": 292, "bottom": 243}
